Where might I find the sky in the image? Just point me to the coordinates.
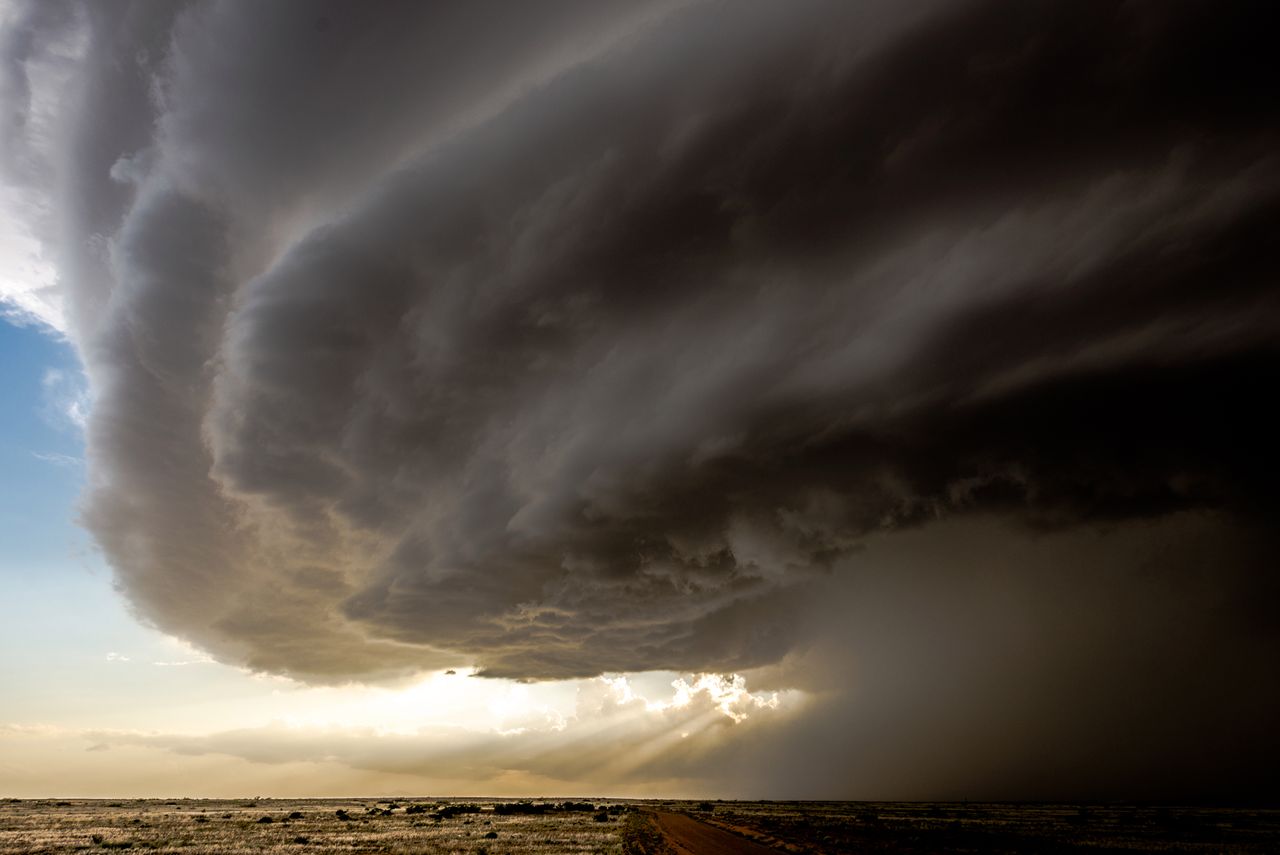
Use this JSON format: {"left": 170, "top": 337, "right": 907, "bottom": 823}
{"left": 0, "top": 0, "right": 1276, "bottom": 801}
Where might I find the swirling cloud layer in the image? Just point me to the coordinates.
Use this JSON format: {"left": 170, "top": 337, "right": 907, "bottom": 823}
{"left": 3, "top": 0, "right": 1276, "bottom": 719}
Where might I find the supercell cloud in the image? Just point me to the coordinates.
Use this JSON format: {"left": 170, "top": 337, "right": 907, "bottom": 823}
{"left": 3, "top": 0, "right": 1277, "bottom": 726}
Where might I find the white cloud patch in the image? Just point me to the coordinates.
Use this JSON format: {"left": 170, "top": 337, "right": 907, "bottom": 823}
{"left": 30, "top": 449, "right": 80, "bottom": 467}
{"left": 0, "top": 200, "right": 62, "bottom": 331}
{"left": 39, "top": 366, "right": 90, "bottom": 432}
{"left": 0, "top": 0, "right": 89, "bottom": 335}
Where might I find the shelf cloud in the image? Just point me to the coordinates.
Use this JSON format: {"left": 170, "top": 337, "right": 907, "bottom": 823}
{"left": 3, "top": 0, "right": 1277, "bottom": 797}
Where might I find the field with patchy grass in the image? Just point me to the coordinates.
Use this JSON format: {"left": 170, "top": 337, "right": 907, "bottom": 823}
{"left": 0, "top": 799, "right": 630, "bottom": 855}
{"left": 3, "top": 799, "right": 1278, "bottom": 854}
{"left": 659, "top": 800, "right": 1280, "bottom": 853}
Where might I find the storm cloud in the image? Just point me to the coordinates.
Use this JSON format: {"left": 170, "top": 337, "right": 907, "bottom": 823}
{"left": 4, "top": 0, "right": 1278, "bottom": 795}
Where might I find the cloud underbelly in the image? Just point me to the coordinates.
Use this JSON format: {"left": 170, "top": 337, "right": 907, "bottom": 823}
{"left": 21, "top": 0, "right": 1275, "bottom": 682}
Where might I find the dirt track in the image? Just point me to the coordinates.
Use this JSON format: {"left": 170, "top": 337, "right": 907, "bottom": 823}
{"left": 650, "top": 811, "right": 782, "bottom": 855}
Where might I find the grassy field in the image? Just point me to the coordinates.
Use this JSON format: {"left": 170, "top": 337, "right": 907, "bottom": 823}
{"left": 0, "top": 799, "right": 629, "bottom": 855}
{"left": 2, "top": 798, "right": 1277, "bottom": 854}
{"left": 661, "top": 799, "right": 1280, "bottom": 853}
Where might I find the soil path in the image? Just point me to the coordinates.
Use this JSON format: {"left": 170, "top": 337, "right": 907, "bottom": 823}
{"left": 650, "top": 811, "right": 782, "bottom": 855}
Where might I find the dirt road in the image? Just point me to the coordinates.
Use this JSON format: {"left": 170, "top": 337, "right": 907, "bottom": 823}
{"left": 650, "top": 811, "right": 782, "bottom": 855}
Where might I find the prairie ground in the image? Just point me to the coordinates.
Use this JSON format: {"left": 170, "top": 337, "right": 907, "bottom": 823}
{"left": 0, "top": 799, "right": 627, "bottom": 855}
{"left": 660, "top": 800, "right": 1280, "bottom": 853}
{"left": 3, "top": 799, "right": 1277, "bottom": 854}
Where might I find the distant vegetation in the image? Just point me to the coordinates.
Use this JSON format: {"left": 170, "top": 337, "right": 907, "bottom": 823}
{"left": 493, "top": 801, "right": 617, "bottom": 816}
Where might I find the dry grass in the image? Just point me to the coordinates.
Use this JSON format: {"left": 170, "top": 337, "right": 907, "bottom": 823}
{"left": 6, "top": 799, "right": 1278, "bottom": 854}
{"left": 663, "top": 800, "right": 1280, "bottom": 853}
{"left": 618, "top": 811, "right": 670, "bottom": 855}
{"left": 0, "top": 799, "right": 628, "bottom": 855}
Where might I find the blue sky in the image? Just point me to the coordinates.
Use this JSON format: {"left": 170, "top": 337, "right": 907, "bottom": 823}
{"left": 0, "top": 319, "right": 164, "bottom": 728}
{"left": 0, "top": 320, "right": 87, "bottom": 576}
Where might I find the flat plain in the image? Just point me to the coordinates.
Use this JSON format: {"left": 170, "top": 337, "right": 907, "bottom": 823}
{"left": 0, "top": 799, "right": 628, "bottom": 855}
{"left": 667, "top": 800, "right": 1280, "bottom": 854}
{"left": 2, "top": 798, "right": 1277, "bottom": 854}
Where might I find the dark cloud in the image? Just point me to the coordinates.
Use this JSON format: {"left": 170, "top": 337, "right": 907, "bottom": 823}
{"left": 5, "top": 0, "right": 1278, "bottom": 797}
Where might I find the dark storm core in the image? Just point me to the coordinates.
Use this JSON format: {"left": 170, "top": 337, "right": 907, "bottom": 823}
{"left": 7, "top": 0, "right": 1276, "bottom": 799}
